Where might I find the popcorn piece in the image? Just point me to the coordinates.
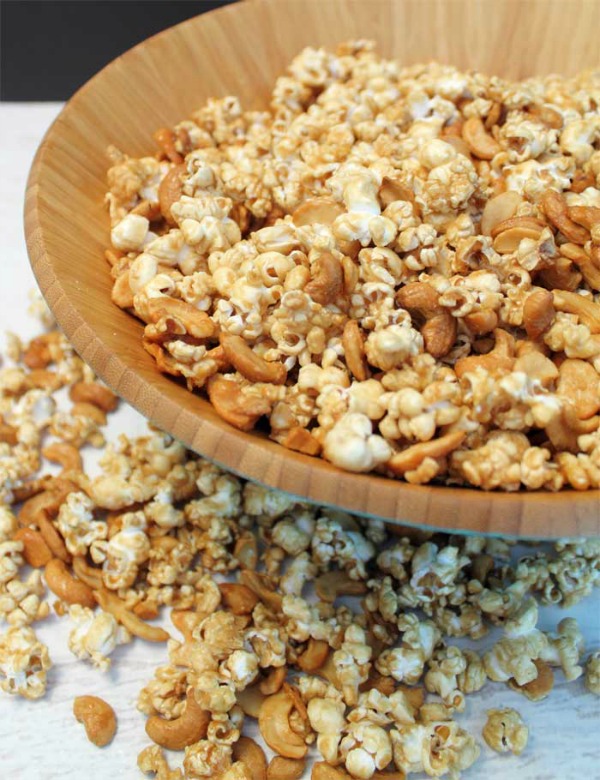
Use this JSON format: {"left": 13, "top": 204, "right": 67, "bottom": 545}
{"left": 482, "top": 708, "right": 528, "bottom": 756}
{"left": 0, "top": 626, "right": 51, "bottom": 699}
{"left": 390, "top": 720, "right": 480, "bottom": 777}
{"left": 323, "top": 413, "right": 392, "bottom": 472}
{"left": 67, "top": 605, "right": 131, "bottom": 671}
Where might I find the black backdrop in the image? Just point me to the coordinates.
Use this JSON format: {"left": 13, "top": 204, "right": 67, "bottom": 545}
{"left": 0, "top": 0, "right": 236, "bottom": 101}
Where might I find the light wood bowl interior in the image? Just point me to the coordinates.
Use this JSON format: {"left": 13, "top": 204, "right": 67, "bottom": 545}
{"left": 25, "top": 0, "right": 600, "bottom": 537}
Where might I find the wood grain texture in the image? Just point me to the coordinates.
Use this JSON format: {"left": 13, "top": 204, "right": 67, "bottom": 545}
{"left": 24, "top": 0, "right": 600, "bottom": 537}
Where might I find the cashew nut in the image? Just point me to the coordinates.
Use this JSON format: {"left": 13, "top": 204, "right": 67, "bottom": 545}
{"left": 304, "top": 253, "right": 344, "bottom": 306}
{"left": 239, "top": 570, "right": 283, "bottom": 612}
{"left": 560, "top": 243, "right": 600, "bottom": 291}
{"left": 219, "top": 583, "right": 259, "bottom": 615}
{"left": 45, "top": 558, "right": 95, "bottom": 608}
{"left": 72, "top": 556, "right": 104, "bottom": 589}
{"left": 489, "top": 216, "right": 546, "bottom": 239}
{"left": 292, "top": 197, "right": 345, "bottom": 227}
{"left": 207, "top": 376, "right": 273, "bottom": 432}
{"left": 159, "top": 164, "right": 186, "bottom": 225}
{"left": 315, "top": 571, "right": 367, "bottom": 603}
{"left": 232, "top": 737, "right": 268, "bottom": 780}
{"left": 13, "top": 527, "right": 52, "bottom": 568}
{"left": 267, "top": 756, "right": 305, "bottom": 780}
{"left": 396, "top": 281, "right": 457, "bottom": 358}
{"left": 312, "top": 764, "right": 351, "bottom": 780}
{"left": 480, "top": 191, "right": 522, "bottom": 235}
{"left": 38, "top": 512, "right": 70, "bottom": 562}
{"left": 462, "top": 116, "right": 501, "bottom": 160}
{"left": 259, "top": 666, "right": 287, "bottom": 696}
{"left": 73, "top": 695, "right": 117, "bottom": 747}
{"left": 220, "top": 332, "right": 287, "bottom": 385}
{"left": 145, "top": 688, "right": 210, "bottom": 750}
{"left": 258, "top": 689, "right": 308, "bottom": 759}
{"left": 387, "top": 431, "right": 466, "bottom": 475}
{"left": 42, "top": 442, "right": 83, "bottom": 473}
{"left": 454, "top": 328, "right": 515, "bottom": 377}
{"left": 297, "top": 638, "right": 330, "bottom": 673}
{"left": 69, "top": 382, "right": 118, "bottom": 412}
{"left": 237, "top": 684, "right": 267, "bottom": 719}
{"left": 522, "top": 288, "right": 555, "bottom": 340}
{"left": 0, "top": 422, "right": 18, "bottom": 445}
{"left": 276, "top": 426, "right": 322, "bottom": 456}
{"left": 94, "top": 588, "right": 170, "bottom": 642}
{"left": 567, "top": 205, "right": 600, "bottom": 231}
{"left": 541, "top": 190, "right": 589, "bottom": 244}
{"left": 342, "top": 320, "right": 370, "bottom": 381}
{"left": 553, "top": 290, "right": 600, "bottom": 333}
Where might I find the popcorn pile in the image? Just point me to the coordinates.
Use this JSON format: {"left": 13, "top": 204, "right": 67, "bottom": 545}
{"left": 105, "top": 41, "right": 600, "bottom": 490}
{"left": 0, "top": 300, "right": 599, "bottom": 778}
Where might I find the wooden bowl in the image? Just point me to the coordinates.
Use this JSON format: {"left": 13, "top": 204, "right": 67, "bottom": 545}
{"left": 25, "top": 0, "right": 600, "bottom": 538}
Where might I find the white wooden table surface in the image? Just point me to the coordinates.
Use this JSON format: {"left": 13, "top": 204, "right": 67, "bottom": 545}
{"left": 0, "top": 103, "right": 599, "bottom": 780}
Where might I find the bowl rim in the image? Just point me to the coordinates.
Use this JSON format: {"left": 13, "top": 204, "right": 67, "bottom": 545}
{"left": 24, "top": 0, "right": 600, "bottom": 539}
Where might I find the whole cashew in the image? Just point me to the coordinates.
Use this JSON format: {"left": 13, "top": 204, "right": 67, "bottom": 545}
{"left": 13, "top": 527, "right": 52, "bottom": 568}
{"left": 42, "top": 442, "right": 83, "bottom": 473}
{"left": 94, "top": 588, "right": 170, "bottom": 643}
{"left": 454, "top": 328, "right": 515, "bottom": 378}
{"left": 396, "top": 282, "right": 457, "bottom": 358}
{"left": 297, "top": 638, "right": 330, "bottom": 673}
{"left": 219, "top": 583, "right": 259, "bottom": 615}
{"left": 232, "top": 737, "right": 268, "bottom": 780}
{"left": 45, "top": 558, "right": 95, "bottom": 608}
{"left": 259, "top": 666, "right": 287, "bottom": 696}
{"left": 73, "top": 695, "right": 117, "bottom": 747}
{"left": 304, "top": 253, "right": 344, "bottom": 306}
{"left": 267, "top": 756, "right": 305, "bottom": 780}
{"left": 69, "top": 382, "right": 118, "bottom": 412}
{"left": 258, "top": 689, "right": 308, "bottom": 759}
{"left": 145, "top": 689, "right": 210, "bottom": 750}
{"left": 220, "top": 333, "right": 287, "bottom": 386}
{"left": 239, "top": 570, "right": 283, "bottom": 612}
{"left": 72, "top": 556, "right": 103, "bottom": 589}
{"left": 387, "top": 431, "right": 467, "bottom": 475}
{"left": 315, "top": 571, "right": 368, "bottom": 603}
{"left": 312, "top": 763, "right": 351, "bottom": 780}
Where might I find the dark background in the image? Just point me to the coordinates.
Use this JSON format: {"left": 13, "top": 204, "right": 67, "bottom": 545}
{"left": 0, "top": 0, "right": 236, "bottom": 101}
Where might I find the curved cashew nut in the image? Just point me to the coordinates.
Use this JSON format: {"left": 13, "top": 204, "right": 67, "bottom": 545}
{"left": 454, "top": 328, "right": 515, "bottom": 378}
{"left": 38, "top": 512, "right": 70, "bottom": 563}
{"left": 94, "top": 588, "right": 170, "bottom": 643}
{"left": 153, "top": 128, "right": 183, "bottom": 163}
{"left": 219, "top": 583, "right": 259, "bottom": 615}
{"left": 220, "top": 332, "right": 287, "bottom": 385}
{"left": 159, "top": 163, "right": 186, "bottom": 225}
{"left": 237, "top": 684, "right": 267, "bottom": 719}
{"left": 342, "top": 320, "right": 370, "bottom": 381}
{"left": 240, "top": 570, "right": 283, "bottom": 612}
{"left": 567, "top": 205, "right": 600, "bottom": 231}
{"left": 0, "top": 422, "right": 18, "bottom": 445}
{"left": 258, "top": 689, "right": 308, "bottom": 759}
{"left": 489, "top": 216, "right": 546, "bottom": 239}
{"left": 292, "top": 197, "right": 345, "bottom": 227}
{"left": 42, "top": 442, "right": 83, "bottom": 473}
{"left": 259, "top": 666, "right": 287, "bottom": 696}
{"left": 145, "top": 688, "right": 210, "bottom": 750}
{"left": 462, "top": 116, "right": 501, "bottom": 160}
{"left": 45, "top": 558, "right": 96, "bottom": 607}
{"left": 396, "top": 282, "right": 457, "bottom": 358}
{"left": 297, "top": 638, "right": 331, "bottom": 673}
{"left": 69, "top": 382, "right": 118, "bottom": 412}
{"left": 387, "top": 431, "right": 467, "bottom": 476}
{"left": 13, "top": 527, "right": 52, "bottom": 568}
{"left": 72, "top": 556, "right": 104, "bottom": 589}
{"left": 232, "top": 737, "right": 268, "bottom": 780}
{"left": 315, "top": 571, "right": 367, "bottom": 603}
{"left": 304, "top": 253, "right": 344, "bottom": 306}
{"left": 73, "top": 695, "right": 117, "bottom": 747}
{"left": 480, "top": 191, "right": 522, "bottom": 236}
{"left": 541, "top": 190, "right": 590, "bottom": 244}
{"left": 553, "top": 289, "right": 600, "bottom": 333}
{"left": 267, "top": 756, "right": 305, "bottom": 780}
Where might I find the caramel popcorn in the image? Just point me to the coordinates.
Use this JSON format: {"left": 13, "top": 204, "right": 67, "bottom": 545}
{"left": 0, "top": 625, "right": 51, "bottom": 699}
{"left": 584, "top": 651, "right": 600, "bottom": 695}
{"left": 67, "top": 605, "right": 131, "bottom": 671}
{"left": 104, "top": 42, "right": 600, "bottom": 491}
{"left": 482, "top": 708, "right": 529, "bottom": 756}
